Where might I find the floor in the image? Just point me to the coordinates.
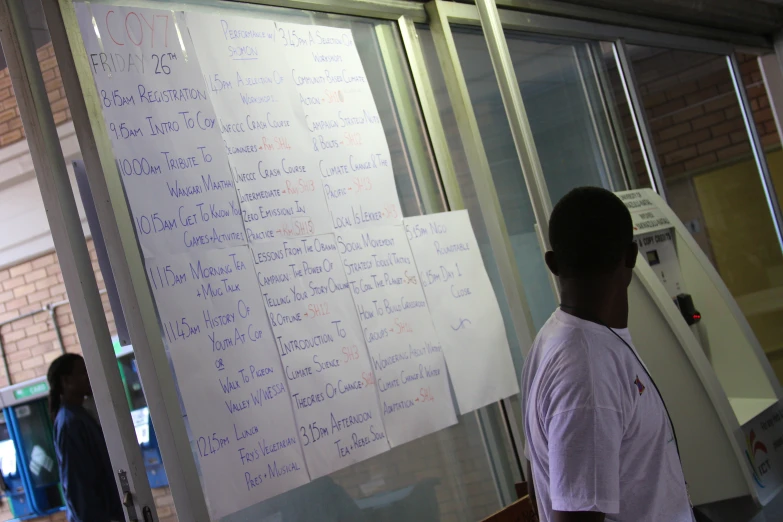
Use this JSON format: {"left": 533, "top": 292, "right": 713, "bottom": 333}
{"left": 696, "top": 492, "right": 783, "bottom": 522}
{"left": 749, "top": 493, "right": 783, "bottom": 522}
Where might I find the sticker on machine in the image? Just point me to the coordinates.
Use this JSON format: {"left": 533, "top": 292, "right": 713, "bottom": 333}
{"left": 615, "top": 189, "right": 672, "bottom": 235}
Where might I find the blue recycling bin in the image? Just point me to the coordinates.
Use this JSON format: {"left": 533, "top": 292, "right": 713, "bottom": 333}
{"left": 4, "top": 397, "right": 65, "bottom": 518}
{"left": 0, "top": 413, "right": 34, "bottom": 519}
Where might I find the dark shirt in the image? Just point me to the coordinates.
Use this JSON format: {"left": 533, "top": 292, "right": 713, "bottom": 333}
{"left": 53, "top": 404, "right": 124, "bottom": 522}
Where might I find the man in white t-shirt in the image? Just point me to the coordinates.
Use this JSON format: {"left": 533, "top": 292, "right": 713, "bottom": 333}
{"left": 521, "top": 187, "right": 694, "bottom": 522}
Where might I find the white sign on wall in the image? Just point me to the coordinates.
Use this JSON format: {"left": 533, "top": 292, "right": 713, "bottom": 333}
{"left": 405, "top": 211, "right": 519, "bottom": 413}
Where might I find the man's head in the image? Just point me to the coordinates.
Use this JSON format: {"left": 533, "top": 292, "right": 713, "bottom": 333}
{"left": 47, "top": 353, "right": 91, "bottom": 417}
{"left": 545, "top": 187, "right": 637, "bottom": 286}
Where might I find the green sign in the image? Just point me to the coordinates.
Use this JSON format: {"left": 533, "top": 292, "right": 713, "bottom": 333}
{"left": 112, "top": 337, "right": 123, "bottom": 356}
{"left": 13, "top": 381, "right": 49, "bottom": 400}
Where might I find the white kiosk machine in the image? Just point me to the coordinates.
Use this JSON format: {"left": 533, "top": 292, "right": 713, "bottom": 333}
{"left": 616, "top": 188, "right": 783, "bottom": 508}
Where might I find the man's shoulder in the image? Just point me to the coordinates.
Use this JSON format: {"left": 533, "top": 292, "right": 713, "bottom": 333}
{"left": 537, "top": 316, "right": 592, "bottom": 357}
{"left": 538, "top": 316, "right": 634, "bottom": 365}
{"left": 54, "top": 406, "right": 72, "bottom": 425}
{"left": 533, "top": 314, "right": 583, "bottom": 352}
{"left": 532, "top": 321, "right": 633, "bottom": 393}
{"left": 529, "top": 322, "right": 592, "bottom": 382}
{"left": 54, "top": 406, "right": 89, "bottom": 434}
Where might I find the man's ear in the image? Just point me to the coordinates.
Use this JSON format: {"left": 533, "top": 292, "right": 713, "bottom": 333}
{"left": 544, "top": 251, "right": 559, "bottom": 276}
{"left": 625, "top": 242, "right": 638, "bottom": 269}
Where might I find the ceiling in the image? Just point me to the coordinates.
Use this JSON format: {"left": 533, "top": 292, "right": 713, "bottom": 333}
{"left": 2, "top": 0, "right": 783, "bottom": 72}
{"left": 497, "top": 0, "right": 783, "bottom": 38}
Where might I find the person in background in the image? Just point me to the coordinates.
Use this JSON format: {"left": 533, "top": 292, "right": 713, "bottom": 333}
{"left": 47, "top": 353, "right": 124, "bottom": 522}
{"left": 520, "top": 187, "right": 694, "bottom": 522}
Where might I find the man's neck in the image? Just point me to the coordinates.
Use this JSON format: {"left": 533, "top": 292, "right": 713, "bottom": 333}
{"left": 61, "top": 394, "right": 84, "bottom": 409}
{"left": 559, "top": 280, "right": 628, "bottom": 329}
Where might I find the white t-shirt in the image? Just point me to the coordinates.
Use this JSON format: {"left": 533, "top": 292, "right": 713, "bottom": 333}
{"left": 521, "top": 309, "right": 693, "bottom": 522}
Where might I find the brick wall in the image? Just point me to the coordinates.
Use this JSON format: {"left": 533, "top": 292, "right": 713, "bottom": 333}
{"left": 613, "top": 50, "right": 779, "bottom": 187}
{"left": 0, "top": 42, "right": 71, "bottom": 148}
{"left": 0, "top": 37, "right": 169, "bottom": 522}
{"left": 0, "top": 240, "right": 177, "bottom": 522}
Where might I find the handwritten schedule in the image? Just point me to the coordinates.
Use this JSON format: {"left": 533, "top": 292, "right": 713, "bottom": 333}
{"left": 252, "top": 235, "right": 389, "bottom": 477}
{"left": 75, "top": 5, "right": 246, "bottom": 257}
{"left": 336, "top": 226, "right": 457, "bottom": 445}
{"left": 77, "top": 3, "right": 523, "bottom": 514}
{"left": 146, "top": 246, "right": 308, "bottom": 518}
{"left": 405, "top": 211, "right": 519, "bottom": 413}
{"left": 187, "top": 14, "right": 332, "bottom": 243}
{"left": 278, "top": 23, "right": 403, "bottom": 231}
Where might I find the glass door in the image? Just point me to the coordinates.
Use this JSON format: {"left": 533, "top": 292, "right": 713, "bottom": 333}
{"left": 416, "top": 19, "right": 638, "bottom": 430}
{"left": 409, "top": 6, "right": 643, "bottom": 487}
{"left": 501, "top": 32, "right": 632, "bottom": 204}
{"left": 418, "top": 24, "right": 636, "bottom": 340}
{"left": 63, "top": 0, "right": 523, "bottom": 520}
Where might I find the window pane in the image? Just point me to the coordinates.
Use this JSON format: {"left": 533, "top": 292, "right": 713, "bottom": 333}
{"left": 417, "top": 27, "right": 640, "bottom": 341}
{"left": 417, "top": 26, "right": 545, "bottom": 487}
{"left": 416, "top": 27, "right": 655, "bottom": 467}
{"left": 629, "top": 46, "right": 783, "bottom": 383}
{"left": 78, "top": 2, "right": 507, "bottom": 521}
{"left": 599, "top": 42, "right": 650, "bottom": 189}
{"left": 417, "top": 26, "right": 549, "bottom": 379}
{"left": 504, "top": 32, "right": 632, "bottom": 202}
{"left": 733, "top": 53, "right": 783, "bottom": 382}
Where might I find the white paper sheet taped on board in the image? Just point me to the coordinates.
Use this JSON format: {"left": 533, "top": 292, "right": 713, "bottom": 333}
{"left": 186, "top": 14, "right": 332, "bottom": 242}
{"left": 74, "top": 5, "right": 247, "bottom": 257}
{"left": 277, "top": 23, "right": 403, "bottom": 230}
{"left": 616, "top": 189, "right": 673, "bottom": 235}
{"left": 146, "top": 246, "right": 309, "bottom": 519}
{"left": 405, "top": 211, "right": 519, "bottom": 413}
{"left": 336, "top": 226, "right": 457, "bottom": 446}
{"left": 252, "top": 235, "right": 389, "bottom": 477}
